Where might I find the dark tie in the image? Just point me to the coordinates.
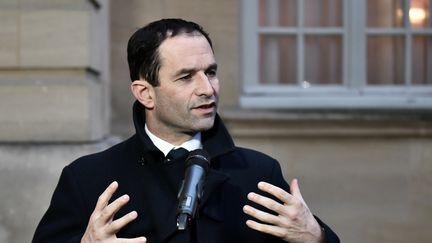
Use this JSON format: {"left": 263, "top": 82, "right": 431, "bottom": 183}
{"left": 165, "top": 147, "right": 189, "bottom": 162}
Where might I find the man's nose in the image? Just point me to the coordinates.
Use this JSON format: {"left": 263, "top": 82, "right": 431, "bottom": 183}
{"left": 195, "top": 72, "right": 215, "bottom": 97}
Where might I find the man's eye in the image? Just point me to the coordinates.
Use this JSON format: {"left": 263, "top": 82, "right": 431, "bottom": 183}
{"left": 180, "top": 74, "right": 192, "bottom": 80}
{"left": 206, "top": 70, "right": 217, "bottom": 77}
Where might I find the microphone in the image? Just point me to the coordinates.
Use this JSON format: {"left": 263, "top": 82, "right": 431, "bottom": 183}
{"left": 176, "top": 149, "right": 210, "bottom": 230}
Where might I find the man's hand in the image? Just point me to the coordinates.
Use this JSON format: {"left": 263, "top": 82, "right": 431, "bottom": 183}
{"left": 243, "top": 179, "right": 324, "bottom": 243}
{"left": 81, "top": 181, "right": 147, "bottom": 243}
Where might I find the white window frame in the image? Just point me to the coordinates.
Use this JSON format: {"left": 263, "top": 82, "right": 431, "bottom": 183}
{"left": 240, "top": 0, "right": 432, "bottom": 109}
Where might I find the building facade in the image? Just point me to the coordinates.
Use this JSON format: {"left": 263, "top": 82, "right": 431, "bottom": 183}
{"left": 0, "top": 0, "right": 431, "bottom": 242}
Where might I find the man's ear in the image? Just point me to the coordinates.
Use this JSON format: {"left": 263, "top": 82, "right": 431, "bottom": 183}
{"left": 131, "top": 80, "right": 155, "bottom": 109}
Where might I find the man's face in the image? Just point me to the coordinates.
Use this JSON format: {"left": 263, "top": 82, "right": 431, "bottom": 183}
{"left": 147, "top": 33, "right": 219, "bottom": 140}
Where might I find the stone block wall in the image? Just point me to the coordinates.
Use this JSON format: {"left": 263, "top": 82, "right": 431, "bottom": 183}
{"left": 0, "top": 1, "right": 110, "bottom": 242}
{"left": 0, "top": 0, "right": 110, "bottom": 142}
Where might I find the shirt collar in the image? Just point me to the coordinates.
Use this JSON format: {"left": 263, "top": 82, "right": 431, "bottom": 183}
{"left": 145, "top": 124, "right": 202, "bottom": 157}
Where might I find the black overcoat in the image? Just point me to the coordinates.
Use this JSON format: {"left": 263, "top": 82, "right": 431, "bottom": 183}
{"left": 32, "top": 102, "right": 339, "bottom": 243}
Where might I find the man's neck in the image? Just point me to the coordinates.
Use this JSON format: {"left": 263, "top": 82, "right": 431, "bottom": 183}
{"left": 145, "top": 124, "right": 202, "bottom": 156}
{"left": 145, "top": 125, "right": 194, "bottom": 146}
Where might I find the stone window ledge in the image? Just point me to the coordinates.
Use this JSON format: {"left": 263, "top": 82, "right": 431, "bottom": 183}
{"left": 220, "top": 108, "right": 432, "bottom": 138}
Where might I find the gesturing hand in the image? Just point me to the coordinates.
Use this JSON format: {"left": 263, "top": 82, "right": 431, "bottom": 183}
{"left": 81, "top": 181, "right": 147, "bottom": 243}
{"left": 243, "top": 179, "right": 324, "bottom": 243}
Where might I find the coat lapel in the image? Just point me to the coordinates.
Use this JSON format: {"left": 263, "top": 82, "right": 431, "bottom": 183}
{"left": 199, "top": 169, "right": 230, "bottom": 221}
{"left": 136, "top": 156, "right": 186, "bottom": 243}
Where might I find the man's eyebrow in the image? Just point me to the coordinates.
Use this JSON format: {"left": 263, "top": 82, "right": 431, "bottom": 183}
{"left": 173, "top": 63, "right": 218, "bottom": 77}
{"left": 173, "top": 68, "right": 195, "bottom": 77}
{"left": 207, "top": 63, "right": 218, "bottom": 71}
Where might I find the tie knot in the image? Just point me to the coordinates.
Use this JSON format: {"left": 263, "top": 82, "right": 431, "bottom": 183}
{"left": 166, "top": 148, "right": 189, "bottom": 162}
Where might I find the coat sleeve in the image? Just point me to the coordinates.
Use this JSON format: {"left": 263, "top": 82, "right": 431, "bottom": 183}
{"left": 267, "top": 159, "right": 340, "bottom": 243}
{"left": 32, "top": 165, "right": 89, "bottom": 243}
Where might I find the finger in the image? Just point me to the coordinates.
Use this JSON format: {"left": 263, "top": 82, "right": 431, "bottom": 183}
{"left": 107, "top": 210, "right": 138, "bottom": 234}
{"left": 243, "top": 205, "right": 279, "bottom": 225}
{"left": 117, "top": 236, "right": 147, "bottom": 242}
{"left": 99, "top": 194, "right": 130, "bottom": 224}
{"left": 247, "top": 192, "right": 284, "bottom": 214}
{"left": 94, "top": 181, "right": 119, "bottom": 213}
{"left": 257, "top": 181, "right": 295, "bottom": 205}
{"left": 289, "top": 178, "right": 305, "bottom": 202}
{"left": 245, "top": 219, "right": 286, "bottom": 239}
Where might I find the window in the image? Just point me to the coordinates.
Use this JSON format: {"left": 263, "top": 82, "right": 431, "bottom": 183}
{"left": 241, "top": 0, "right": 432, "bottom": 109}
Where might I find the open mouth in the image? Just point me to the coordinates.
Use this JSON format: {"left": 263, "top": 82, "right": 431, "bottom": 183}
{"left": 194, "top": 102, "right": 216, "bottom": 113}
{"left": 197, "top": 103, "right": 215, "bottom": 109}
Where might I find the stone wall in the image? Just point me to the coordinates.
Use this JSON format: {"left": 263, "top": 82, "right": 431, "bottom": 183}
{"left": 0, "top": 138, "right": 119, "bottom": 243}
{"left": 0, "top": 0, "right": 110, "bottom": 142}
{"left": 0, "top": 0, "right": 110, "bottom": 242}
{"left": 0, "top": 0, "right": 431, "bottom": 242}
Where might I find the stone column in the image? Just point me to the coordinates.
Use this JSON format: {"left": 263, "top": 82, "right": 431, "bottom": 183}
{"left": 0, "top": 0, "right": 110, "bottom": 142}
{"left": 0, "top": 1, "right": 111, "bottom": 242}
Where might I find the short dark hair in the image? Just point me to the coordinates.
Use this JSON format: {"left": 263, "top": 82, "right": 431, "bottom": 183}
{"left": 127, "top": 18, "right": 213, "bottom": 86}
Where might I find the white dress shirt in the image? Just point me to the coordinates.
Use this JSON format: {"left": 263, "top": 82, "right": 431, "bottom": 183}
{"left": 144, "top": 124, "right": 202, "bottom": 156}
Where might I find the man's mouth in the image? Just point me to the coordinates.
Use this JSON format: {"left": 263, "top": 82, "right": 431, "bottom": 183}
{"left": 194, "top": 102, "right": 216, "bottom": 112}
{"left": 197, "top": 103, "right": 215, "bottom": 109}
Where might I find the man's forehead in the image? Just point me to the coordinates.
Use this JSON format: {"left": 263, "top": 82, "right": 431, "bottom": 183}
{"left": 158, "top": 34, "right": 214, "bottom": 68}
{"left": 165, "top": 30, "right": 203, "bottom": 38}
{"left": 159, "top": 32, "right": 210, "bottom": 52}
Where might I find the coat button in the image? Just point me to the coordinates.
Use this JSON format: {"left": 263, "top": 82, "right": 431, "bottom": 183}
{"left": 138, "top": 157, "right": 146, "bottom": 166}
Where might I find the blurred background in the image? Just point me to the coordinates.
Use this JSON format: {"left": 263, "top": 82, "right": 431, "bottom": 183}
{"left": 0, "top": 0, "right": 431, "bottom": 242}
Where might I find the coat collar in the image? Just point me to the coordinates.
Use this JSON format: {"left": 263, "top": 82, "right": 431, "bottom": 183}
{"left": 132, "top": 100, "right": 236, "bottom": 161}
{"left": 131, "top": 101, "right": 233, "bottom": 241}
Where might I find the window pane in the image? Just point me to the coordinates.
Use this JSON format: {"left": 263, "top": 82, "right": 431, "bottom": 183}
{"left": 259, "top": 0, "right": 297, "bottom": 26}
{"left": 410, "top": 0, "right": 431, "bottom": 28}
{"left": 304, "top": 0, "right": 343, "bottom": 27}
{"left": 367, "top": 36, "right": 405, "bottom": 85}
{"left": 305, "top": 36, "right": 342, "bottom": 85}
{"left": 412, "top": 36, "right": 432, "bottom": 84}
{"left": 259, "top": 36, "right": 297, "bottom": 84}
{"left": 367, "top": 0, "right": 404, "bottom": 27}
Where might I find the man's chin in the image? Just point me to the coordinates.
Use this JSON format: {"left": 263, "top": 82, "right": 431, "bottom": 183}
{"left": 195, "top": 117, "right": 216, "bottom": 131}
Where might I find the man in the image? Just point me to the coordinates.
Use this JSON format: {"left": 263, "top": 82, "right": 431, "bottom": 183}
{"left": 32, "top": 19, "right": 339, "bottom": 243}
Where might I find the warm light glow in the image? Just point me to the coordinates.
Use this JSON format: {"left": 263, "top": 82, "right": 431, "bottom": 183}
{"left": 396, "top": 8, "right": 404, "bottom": 19}
{"left": 409, "top": 7, "right": 427, "bottom": 25}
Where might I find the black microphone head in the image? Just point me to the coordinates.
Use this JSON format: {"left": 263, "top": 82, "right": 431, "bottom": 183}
{"left": 185, "top": 149, "right": 210, "bottom": 173}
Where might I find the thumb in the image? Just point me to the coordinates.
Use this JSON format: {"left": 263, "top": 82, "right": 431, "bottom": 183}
{"left": 290, "top": 178, "right": 305, "bottom": 202}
